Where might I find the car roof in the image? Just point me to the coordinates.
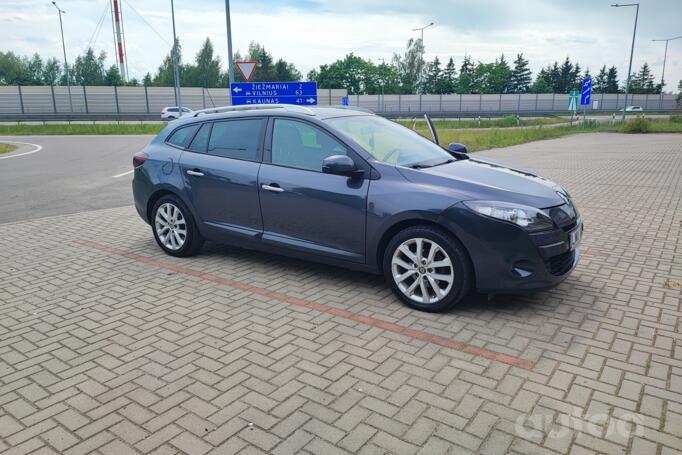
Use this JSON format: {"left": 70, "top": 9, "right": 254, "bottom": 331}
{"left": 182, "top": 105, "right": 373, "bottom": 122}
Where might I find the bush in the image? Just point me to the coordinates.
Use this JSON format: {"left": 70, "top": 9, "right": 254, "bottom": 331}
{"left": 620, "top": 118, "right": 651, "bottom": 133}
{"left": 669, "top": 114, "right": 682, "bottom": 123}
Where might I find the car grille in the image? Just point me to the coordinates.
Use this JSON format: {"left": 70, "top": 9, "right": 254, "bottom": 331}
{"left": 545, "top": 249, "right": 575, "bottom": 276}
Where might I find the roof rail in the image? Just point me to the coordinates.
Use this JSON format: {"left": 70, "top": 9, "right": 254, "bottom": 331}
{"left": 333, "top": 105, "right": 375, "bottom": 114}
{"left": 193, "top": 104, "right": 315, "bottom": 117}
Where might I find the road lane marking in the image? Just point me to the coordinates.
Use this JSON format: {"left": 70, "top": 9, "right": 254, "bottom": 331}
{"left": 76, "top": 239, "right": 535, "bottom": 370}
{"left": 0, "top": 141, "right": 43, "bottom": 160}
{"left": 112, "top": 169, "right": 134, "bottom": 178}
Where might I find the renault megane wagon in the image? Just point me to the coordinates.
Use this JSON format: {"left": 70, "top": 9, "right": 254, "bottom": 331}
{"left": 132, "top": 105, "right": 582, "bottom": 312}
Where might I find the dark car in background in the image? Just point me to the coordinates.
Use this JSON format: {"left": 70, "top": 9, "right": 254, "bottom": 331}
{"left": 132, "top": 105, "right": 582, "bottom": 311}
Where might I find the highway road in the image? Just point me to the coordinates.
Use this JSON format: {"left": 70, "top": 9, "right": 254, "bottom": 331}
{"left": 0, "top": 135, "right": 152, "bottom": 223}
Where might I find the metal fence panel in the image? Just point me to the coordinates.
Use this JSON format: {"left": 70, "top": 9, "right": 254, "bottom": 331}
{"left": 0, "top": 86, "right": 21, "bottom": 113}
{"left": 0, "top": 86, "right": 677, "bottom": 119}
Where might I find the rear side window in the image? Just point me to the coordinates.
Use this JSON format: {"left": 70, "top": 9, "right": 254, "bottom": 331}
{"left": 188, "top": 123, "right": 211, "bottom": 153}
{"left": 167, "top": 124, "right": 200, "bottom": 148}
{"left": 167, "top": 108, "right": 178, "bottom": 112}
{"left": 208, "top": 119, "right": 264, "bottom": 161}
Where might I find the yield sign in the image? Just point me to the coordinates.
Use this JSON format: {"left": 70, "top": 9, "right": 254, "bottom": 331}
{"left": 235, "top": 61, "right": 256, "bottom": 81}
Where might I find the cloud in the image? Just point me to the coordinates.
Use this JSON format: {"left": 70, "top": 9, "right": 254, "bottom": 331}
{"left": 1, "top": 0, "right": 681, "bottom": 90}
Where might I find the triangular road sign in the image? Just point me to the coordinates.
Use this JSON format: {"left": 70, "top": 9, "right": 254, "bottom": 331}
{"left": 236, "top": 61, "right": 256, "bottom": 81}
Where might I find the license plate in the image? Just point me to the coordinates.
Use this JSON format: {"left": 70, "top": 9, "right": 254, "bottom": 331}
{"left": 569, "top": 225, "right": 582, "bottom": 250}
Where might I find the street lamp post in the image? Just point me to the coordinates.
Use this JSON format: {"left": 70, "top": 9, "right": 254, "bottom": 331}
{"left": 52, "top": 2, "right": 73, "bottom": 112}
{"left": 412, "top": 22, "right": 434, "bottom": 94}
{"left": 225, "top": 0, "right": 235, "bottom": 91}
{"left": 652, "top": 35, "right": 682, "bottom": 110}
{"left": 170, "top": 0, "right": 182, "bottom": 116}
{"left": 611, "top": 3, "right": 639, "bottom": 121}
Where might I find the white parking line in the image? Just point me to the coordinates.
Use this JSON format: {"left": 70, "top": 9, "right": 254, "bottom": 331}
{"left": 112, "top": 169, "right": 134, "bottom": 178}
{"left": 0, "top": 141, "right": 43, "bottom": 160}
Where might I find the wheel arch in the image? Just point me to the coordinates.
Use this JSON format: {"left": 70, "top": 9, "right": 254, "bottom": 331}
{"left": 375, "top": 218, "right": 475, "bottom": 283}
{"left": 146, "top": 188, "right": 181, "bottom": 223}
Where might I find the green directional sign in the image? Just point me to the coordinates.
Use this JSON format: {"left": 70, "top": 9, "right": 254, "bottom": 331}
{"left": 568, "top": 89, "right": 579, "bottom": 112}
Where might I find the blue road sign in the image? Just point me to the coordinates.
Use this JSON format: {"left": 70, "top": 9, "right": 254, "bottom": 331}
{"left": 580, "top": 77, "right": 592, "bottom": 105}
{"left": 230, "top": 81, "right": 317, "bottom": 106}
{"left": 341, "top": 96, "right": 349, "bottom": 106}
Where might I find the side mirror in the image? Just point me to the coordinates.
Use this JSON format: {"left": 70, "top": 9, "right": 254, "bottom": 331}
{"left": 448, "top": 142, "right": 468, "bottom": 154}
{"left": 322, "top": 155, "right": 357, "bottom": 176}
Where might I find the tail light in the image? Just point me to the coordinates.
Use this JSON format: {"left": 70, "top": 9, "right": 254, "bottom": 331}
{"left": 133, "top": 151, "right": 148, "bottom": 168}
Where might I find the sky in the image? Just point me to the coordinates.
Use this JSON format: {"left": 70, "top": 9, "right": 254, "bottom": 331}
{"left": 1, "top": 0, "right": 681, "bottom": 92}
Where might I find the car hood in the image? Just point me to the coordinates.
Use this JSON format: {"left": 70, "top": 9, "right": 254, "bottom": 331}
{"left": 397, "top": 156, "right": 566, "bottom": 208}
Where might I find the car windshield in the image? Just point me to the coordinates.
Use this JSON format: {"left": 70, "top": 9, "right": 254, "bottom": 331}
{"left": 324, "top": 115, "right": 454, "bottom": 168}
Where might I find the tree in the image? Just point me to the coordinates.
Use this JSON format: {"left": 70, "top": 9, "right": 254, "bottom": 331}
{"left": 310, "top": 53, "right": 371, "bottom": 94}
{"left": 628, "top": 62, "right": 657, "bottom": 94}
{"left": 184, "top": 38, "right": 222, "bottom": 87}
{"left": 0, "top": 51, "right": 29, "bottom": 85}
{"left": 423, "top": 56, "right": 442, "bottom": 94}
{"left": 557, "top": 57, "right": 580, "bottom": 93}
{"left": 509, "top": 53, "right": 532, "bottom": 93}
{"left": 456, "top": 55, "right": 475, "bottom": 94}
{"left": 594, "top": 66, "right": 608, "bottom": 93}
{"left": 142, "top": 72, "right": 152, "bottom": 86}
{"left": 677, "top": 80, "right": 682, "bottom": 107}
{"left": 42, "top": 58, "right": 61, "bottom": 85}
{"left": 489, "top": 54, "right": 512, "bottom": 93}
{"left": 104, "top": 65, "right": 123, "bottom": 85}
{"left": 605, "top": 66, "right": 619, "bottom": 93}
{"left": 441, "top": 57, "right": 457, "bottom": 93}
{"left": 26, "top": 54, "right": 44, "bottom": 85}
{"left": 153, "top": 41, "right": 182, "bottom": 87}
{"left": 274, "top": 58, "right": 301, "bottom": 81}
{"left": 390, "top": 38, "right": 423, "bottom": 93}
{"left": 72, "top": 48, "right": 106, "bottom": 85}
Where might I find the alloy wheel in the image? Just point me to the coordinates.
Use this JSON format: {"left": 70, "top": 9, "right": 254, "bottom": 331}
{"left": 155, "top": 202, "right": 187, "bottom": 251}
{"left": 391, "top": 237, "right": 454, "bottom": 304}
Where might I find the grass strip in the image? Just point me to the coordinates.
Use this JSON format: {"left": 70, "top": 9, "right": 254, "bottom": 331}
{"left": 0, "top": 143, "right": 18, "bottom": 154}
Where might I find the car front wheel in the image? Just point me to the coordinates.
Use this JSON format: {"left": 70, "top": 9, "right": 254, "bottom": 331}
{"left": 151, "top": 195, "right": 203, "bottom": 257}
{"left": 383, "top": 225, "right": 472, "bottom": 312}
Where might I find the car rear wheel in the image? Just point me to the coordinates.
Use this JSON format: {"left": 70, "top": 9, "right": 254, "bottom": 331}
{"left": 152, "top": 195, "right": 203, "bottom": 257}
{"left": 383, "top": 225, "right": 471, "bottom": 312}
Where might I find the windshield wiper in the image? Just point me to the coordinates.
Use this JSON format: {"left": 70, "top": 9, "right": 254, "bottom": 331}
{"left": 409, "top": 159, "right": 455, "bottom": 170}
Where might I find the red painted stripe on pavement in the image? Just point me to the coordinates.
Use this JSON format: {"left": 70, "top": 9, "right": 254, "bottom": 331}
{"left": 76, "top": 239, "right": 534, "bottom": 370}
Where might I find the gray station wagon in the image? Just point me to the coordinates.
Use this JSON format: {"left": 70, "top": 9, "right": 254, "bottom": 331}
{"left": 132, "top": 105, "right": 582, "bottom": 311}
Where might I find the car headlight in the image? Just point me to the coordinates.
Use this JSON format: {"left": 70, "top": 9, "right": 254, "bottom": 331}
{"left": 463, "top": 201, "right": 555, "bottom": 232}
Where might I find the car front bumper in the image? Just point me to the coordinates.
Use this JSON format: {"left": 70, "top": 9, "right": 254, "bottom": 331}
{"left": 439, "top": 204, "right": 582, "bottom": 293}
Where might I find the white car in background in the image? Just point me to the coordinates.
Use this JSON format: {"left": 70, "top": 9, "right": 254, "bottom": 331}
{"left": 161, "top": 106, "right": 193, "bottom": 120}
{"left": 620, "top": 105, "right": 644, "bottom": 112}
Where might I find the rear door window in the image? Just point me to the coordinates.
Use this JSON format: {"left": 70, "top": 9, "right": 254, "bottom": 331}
{"left": 167, "top": 124, "right": 200, "bottom": 148}
{"left": 207, "top": 119, "right": 264, "bottom": 161}
{"left": 188, "top": 123, "right": 211, "bottom": 153}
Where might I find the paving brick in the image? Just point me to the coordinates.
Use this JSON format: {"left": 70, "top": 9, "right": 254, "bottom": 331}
{"left": 1, "top": 133, "right": 681, "bottom": 455}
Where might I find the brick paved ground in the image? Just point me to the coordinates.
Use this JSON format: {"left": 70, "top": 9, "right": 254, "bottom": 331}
{"left": 1, "top": 132, "right": 681, "bottom": 454}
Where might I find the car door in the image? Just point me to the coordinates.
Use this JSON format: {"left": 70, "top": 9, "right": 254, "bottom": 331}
{"left": 179, "top": 118, "right": 266, "bottom": 241}
{"left": 258, "top": 118, "right": 370, "bottom": 263}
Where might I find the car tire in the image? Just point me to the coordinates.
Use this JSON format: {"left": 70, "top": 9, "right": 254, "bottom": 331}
{"left": 151, "top": 195, "right": 203, "bottom": 257}
{"left": 383, "top": 225, "right": 472, "bottom": 312}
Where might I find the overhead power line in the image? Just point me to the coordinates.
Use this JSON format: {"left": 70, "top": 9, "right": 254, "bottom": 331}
{"left": 122, "top": 0, "right": 171, "bottom": 47}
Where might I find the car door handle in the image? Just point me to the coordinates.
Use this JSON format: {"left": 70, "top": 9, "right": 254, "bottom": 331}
{"left": 186, "top": 169, "right": 204, "bottom": 177}
{"left": 262, "top": 184, "right": 284, "bottom": 193}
